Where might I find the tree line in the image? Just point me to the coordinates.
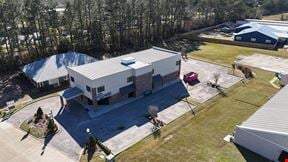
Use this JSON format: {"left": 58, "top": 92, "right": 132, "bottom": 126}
{"left": 0, "top": 0, "right": 269, "bottom": 70}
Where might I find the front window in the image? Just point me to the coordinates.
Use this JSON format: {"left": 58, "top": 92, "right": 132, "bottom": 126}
{"left": 251, "top": 38, "right": 256, "bottom": 42}
{"left": 176, "top": 60, "right": 181, "bottom": 65}
{"left": 86, "top": 85, "right": 91, "bottom": 92}
{"left": 97, "top": 86, "right": 105, "bottom": 93}
{"left": 127, "top": 76, "right": 133, "bottom": 83}
{"left": 70, "top": 76, "right": 75, "bottom": 82}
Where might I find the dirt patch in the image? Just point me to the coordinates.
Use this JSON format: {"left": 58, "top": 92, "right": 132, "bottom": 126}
{"left": 0, "top": 72, "right": 25, "bottom": 108}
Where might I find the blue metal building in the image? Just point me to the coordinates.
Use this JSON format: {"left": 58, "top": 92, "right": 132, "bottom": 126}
{"left": 234, "top": 22, "right": 288, "bottom": 45}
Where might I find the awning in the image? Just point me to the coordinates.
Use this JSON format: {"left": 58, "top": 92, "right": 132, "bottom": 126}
{"left": 120, "top": 84, "right": 135, "bottom": 94}
{"left": 59, "top": 87, "right": 83, "bottom": 100}
{"left": 153, "top": 74, "right": 163, "bottom": 83}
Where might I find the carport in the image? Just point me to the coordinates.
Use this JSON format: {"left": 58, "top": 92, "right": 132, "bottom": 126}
{"left": 59, "top": 87, "right": 83, "bottom": 106}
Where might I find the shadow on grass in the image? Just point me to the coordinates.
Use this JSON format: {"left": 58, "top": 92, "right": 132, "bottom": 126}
{"left": 235, "top": 144, "right": 270, "bottom": 162}
{"left": 152, "top": 127, "right": 161, "bottom": 139}
{"left": 87, "top": 146, "right": 96, "bottom": 162}
{"left": 155, "top": 38, "right": 206, "bottom": 53}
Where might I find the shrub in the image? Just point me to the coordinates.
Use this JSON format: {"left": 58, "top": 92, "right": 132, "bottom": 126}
{"left": 47, "top": 118, "right": 58, "bottom": 134}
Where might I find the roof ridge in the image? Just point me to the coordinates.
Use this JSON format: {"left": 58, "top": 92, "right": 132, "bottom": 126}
{"left": 36, "top": 55, "right": 55, "bottom": 83}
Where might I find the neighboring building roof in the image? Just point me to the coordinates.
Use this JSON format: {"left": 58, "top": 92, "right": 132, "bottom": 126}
{"left": 241, "top": 85, "right": 288, "bottom": 134}
{"left": 69, "top": 47, "right": 180, "bottom": 80}
{"left": 22, "top": 52, "right": 97, "bottom": 83}
{"left": 234, "top": 22, "right": 288, "bottom": 40}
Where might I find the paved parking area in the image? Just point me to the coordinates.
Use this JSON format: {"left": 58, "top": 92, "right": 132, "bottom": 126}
{"left": 236, "top": 54, "right": 288, "bottom": 73}
{"left": 0, "top": 121, "right": 74, "bottom": 162}
{"left": 5, "top": 58, "right": 241, "bottom": 159}
{"left": 181, "top": 59, "right": 242, "bottom": 103}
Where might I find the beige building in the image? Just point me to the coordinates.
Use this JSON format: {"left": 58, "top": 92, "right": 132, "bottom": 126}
{"left": 61, "top": 47, "right": 181, "bottom": 107}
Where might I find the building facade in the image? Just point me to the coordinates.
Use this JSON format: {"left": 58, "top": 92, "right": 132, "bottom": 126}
{"left": 64, "top": 47, "right": 181, "bottom": 107}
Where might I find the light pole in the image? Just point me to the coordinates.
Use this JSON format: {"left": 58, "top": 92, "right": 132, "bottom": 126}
{"left": 49, "top": 108, "right": 54, "bottom": 120}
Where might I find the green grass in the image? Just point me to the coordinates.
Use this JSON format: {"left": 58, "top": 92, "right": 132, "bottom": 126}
{"left": 262, "top": 12, "right": 288, "bottom": 21}
{"left": 20, "top": 120, "right": 46, "bottom": 138}
{"left": 117, "top": 68, "right": 276, "bottom": 162}
{"left": 116, "top": 43, "right": 280, "bottom": 162}
{"left": 190, "top": 42, "right": 288, "bottom": 66}
{"left": 80, "top": 152, "right": 105, "bottom": 162}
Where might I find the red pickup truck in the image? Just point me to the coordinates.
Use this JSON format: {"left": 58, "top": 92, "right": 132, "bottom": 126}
{"left": 183, "top": 72, "right": 199, "bottom": 85}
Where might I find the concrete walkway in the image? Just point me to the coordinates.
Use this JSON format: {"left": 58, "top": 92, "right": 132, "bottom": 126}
{"left": 0, "top": 121, "right": 74, "bottom": 162}
{"left": 236, "top": 54, "right": 288, "bottom": 73}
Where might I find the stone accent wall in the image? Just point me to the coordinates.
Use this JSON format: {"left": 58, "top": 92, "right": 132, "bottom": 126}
{"left": 109, "top": 93, "right": 128, "bottom": 104}
{"left": 134, "top": 72, "right": 153, "bottom": 97}
{"left": 163, "top": 71, "right": 179, "bottom": 84}
{"left": 91, "top": 88, "right": 98, "bottom": 106}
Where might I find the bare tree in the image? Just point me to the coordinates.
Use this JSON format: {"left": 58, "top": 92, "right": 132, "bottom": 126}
{"left": 148, "top": 105, "right": 158, "bottom": 118}
{"left": 213, "top": 73, "right": 221, "bottom": 86}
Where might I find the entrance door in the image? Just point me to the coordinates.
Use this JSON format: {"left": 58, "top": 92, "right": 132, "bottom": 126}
{"left": 97, "top": 97, "right": 110, "bottom": 105}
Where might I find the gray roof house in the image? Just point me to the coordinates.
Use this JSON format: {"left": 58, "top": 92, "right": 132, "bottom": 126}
{"left": 22, "top": 52, "right": 97, "bottom": 88}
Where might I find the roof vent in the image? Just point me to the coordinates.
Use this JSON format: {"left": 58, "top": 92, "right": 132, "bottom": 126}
{"left": 121, "top": 57, "right": 136, "bottom": 65}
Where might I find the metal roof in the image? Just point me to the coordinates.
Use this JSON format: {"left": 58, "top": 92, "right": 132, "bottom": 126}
{"left": 234, "top": 22, "right": 288, "bottom": 40}
{"left": 241, "top": 85, "right": 288, "bottom": 134}
{"left": 69, "top": 47, "right": 180, "bottom": 80}
{"left": 59, "top": 87, "right": 83, "bottom": 100}
{"left": 22, "top": 52, "right": 97, "bottom": 83}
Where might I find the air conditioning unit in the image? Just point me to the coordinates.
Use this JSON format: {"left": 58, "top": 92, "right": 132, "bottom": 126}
{"left": 121, "top": 57, "right": 136, "bottom": 65}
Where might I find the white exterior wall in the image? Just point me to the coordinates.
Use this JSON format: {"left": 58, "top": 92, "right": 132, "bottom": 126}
{"left": 67, "top": 68, "right": 93, "bottom": 99}
{"left": 90, "top": 70, "right": 133, "bottom": 98}
{"left": 132, "top": 65, "right": 153, "bottom": 77}
{"left": 234, "top": 126, "right": 288, "bottom": 161}
{"left": 151, "top": 54, "right": 181, "bottom": 76}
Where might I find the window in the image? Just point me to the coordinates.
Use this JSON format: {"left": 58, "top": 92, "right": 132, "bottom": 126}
{"left": 235, "top": 36, "right": 242, "bottom": 40}
{"left": 97, "top": 86, "right": 105, "bottom": 93}
{"left": 251, "top": 38, "right": 256, "bottom": 42}
{"left": 86, "top": 85, "right": 91, "bottom": 92}
{"left": 265, "top": 39, "right": 271, "bottom": 44}
{"left": 127, "top": 76, "right": 133, "bottom": 83}
{"left": 152, "top": 69, "right": 154, "bottom": 74}
{"left": 70, "top": 76, "right": 75, "bottom": 82}
{"left": 176, "top": 60, "right": 181, "bottom": 65}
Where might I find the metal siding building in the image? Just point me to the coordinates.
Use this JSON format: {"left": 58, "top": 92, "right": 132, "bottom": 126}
{"left": 234, "top": 85, "right": 288, "bottom": 161}
{"left": 64, "top": 47, "right": 181, "bottom": 107}
{"left": 21, "top": 52, "right": 97, "bottom": 88}
{"left": 234, "top": 22, "right": 288, "bottom": 45}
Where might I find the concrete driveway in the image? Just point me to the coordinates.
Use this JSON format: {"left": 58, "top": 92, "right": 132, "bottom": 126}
{"left": 236, "top": 54, "right": 288, "bottom": 73}
{"left": 4, "top": 58, "right": 241, "bottom": 159}
{"left": 0, "top": 121, "right": 74, "bottom": 162}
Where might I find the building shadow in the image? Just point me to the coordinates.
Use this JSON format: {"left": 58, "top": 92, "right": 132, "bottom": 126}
{"left": 41, "top": 132, "right": 56, "bottom": 156}
{"left": 54, "top": 81, "right": 189, "bottom": 149}
{"left": 235, "top": 144, "right": 270, "bottom": 162}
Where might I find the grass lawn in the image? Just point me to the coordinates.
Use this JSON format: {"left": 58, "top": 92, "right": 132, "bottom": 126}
{"left": 189, "top": 42, "right": 288, "bottom": 67}
{"left": 80, "top": 152, "right": 105, "bottom": 162}
{"left": 116, "top": 43, "right": 280, "bottom": 162}
{"left": 262, "top": 12, "right": 288, "bottom": 21}
{"left": 20, "top": 120, "right": 46, "bottom": 138}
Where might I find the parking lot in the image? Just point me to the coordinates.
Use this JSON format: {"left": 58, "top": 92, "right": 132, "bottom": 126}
{"left": 181, "top": 59, "right": 242, "bottom": 103}
{"left": 6, "top": 58, "right": 241, "bottom": 159}
{"left": 236, "top": 54, "right": 288, "bottom": 73}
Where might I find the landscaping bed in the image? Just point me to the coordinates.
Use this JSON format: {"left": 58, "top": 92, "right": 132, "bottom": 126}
{"left": 19, "top": 107, "right": 58, "bottom": 138}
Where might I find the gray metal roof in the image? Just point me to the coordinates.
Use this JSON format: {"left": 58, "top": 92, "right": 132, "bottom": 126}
{"left": 241, "top": 85, "right": 288, "bottom": 134}
{"left": 69, "top": 47, "right": 180, "bottom": 80}
{"left": 234, "top": 22, "right": 288, "bottom": 40}
{"left": 22, "top": 52, "right": 97, "bottom": 83}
